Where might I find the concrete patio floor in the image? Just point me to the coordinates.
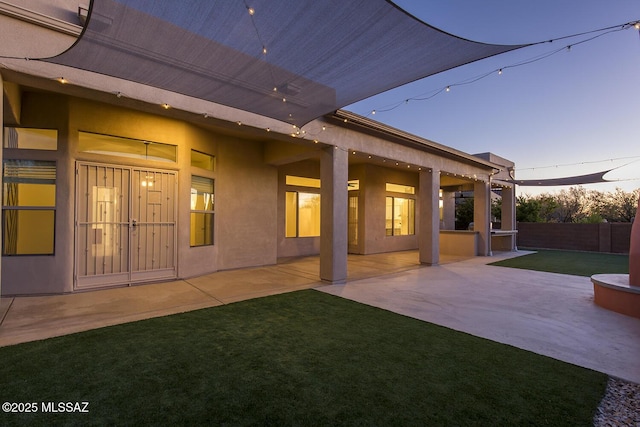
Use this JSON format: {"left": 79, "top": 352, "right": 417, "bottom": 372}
{"left": 0, "top": 250, "right": 429, "bottom": 347}
{"left": 1, "top": 250, "right": 639, "bottom": 384}
{"left": 319, "top": 253, "right": 640, "bottom": 384}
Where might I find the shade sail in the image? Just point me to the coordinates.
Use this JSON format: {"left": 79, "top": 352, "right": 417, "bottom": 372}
{"left": 45, "top": 0, "right": 528, "bottom": 126}
{"left": 510, "top": 170, "right": 614, "bottom": 186}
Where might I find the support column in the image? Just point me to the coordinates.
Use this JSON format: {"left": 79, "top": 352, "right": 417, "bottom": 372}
{"left": 474, "top": 180, "right": 491, "bottom": 256}
{"left": 320, "top": 146, "right": 348, "bottom": 283}
{"left": 419, "top": 169, "right": 440, "bottom": 265}
{"left": 501, "top": 185, "right": 516, "bottom": 250}
{"left": 442, "top": 190, "right": 455, "bottom": 230}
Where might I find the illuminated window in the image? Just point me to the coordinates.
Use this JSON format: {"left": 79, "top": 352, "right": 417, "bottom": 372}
{"left": 3, "top": 127, "right": 57, "bottom": 150}
{"left": 190, "top": 176, "right": 214, "bottom": 246}
{"left": 285, "top": 191, "right": 321, "bottom": 237}
{"left": 385, "top": 183, "right": 415, "bottom": 194}
{"left": 385, "top": 197, "right": 415, "bottom": 236}
{"left": 191, "top": 150, "right": 214, "bottom": 171}
{"left": 285, "top": 175, "right": 320, "bottom": 188}
{"left": 2, "top": 160, "right": 56, "bottom": 255}
{"left": 79, "top": 132, "right": 177, "bottom": 163}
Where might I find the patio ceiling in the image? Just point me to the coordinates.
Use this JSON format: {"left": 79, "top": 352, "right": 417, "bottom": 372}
{"left": 45, "top": 0, "right": 528, "bottom": 126}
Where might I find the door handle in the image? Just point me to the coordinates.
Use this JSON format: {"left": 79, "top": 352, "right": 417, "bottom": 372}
{"left": 131, "top": 219, "right": 137, "bottom": 228}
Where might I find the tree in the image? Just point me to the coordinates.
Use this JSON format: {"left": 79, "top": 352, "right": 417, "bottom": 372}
{"left": 516, "top": 186, "right": 639, "bottom": 223}
{"left": 596, "top": 188, "right": 639, "bottom": 222}
{"left": 455, "top": 197, "right": 474, "bottom": 230}
{"left": 516, "top": 196, "right": 542, "bottom": 222}
{"left": 552, "top": 187, "right": 589, "bottom": 223}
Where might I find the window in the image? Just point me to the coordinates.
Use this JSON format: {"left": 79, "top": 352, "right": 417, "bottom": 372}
{"left": 3, "top": 127, "right": 57, "bottom": 150}
{"left": 385, "top": 183, "right": 415, "bottom": 194}
{"left": 191, "top": 150, "right": 215, "bottom": 171}
{"left": 2, "top": 160, "right": 56, "bottom": 255}
{"left": 286, "top": 175, "right": 320, "bottom": 188}
{"left": 386, "top": 197, "right": 415, "bottom": 236}
{"left": 190, "top": 176, "right": 214, "bottom": 246}
{"left": 285, "top": 175, "right": 321, "bottom": 238}
{"left": 285, "top": 191, "right": 321, "bottom": 237}
{"left": 79, "top": 132, "right": 177, "bottom": 163}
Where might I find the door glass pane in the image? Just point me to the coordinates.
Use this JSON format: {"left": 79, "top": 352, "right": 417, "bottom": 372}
{"left": 348, "top": 195, "right": 358, "bottom": 246}
{"left": 385, "top": 197, "right": 393, "bottom": 236}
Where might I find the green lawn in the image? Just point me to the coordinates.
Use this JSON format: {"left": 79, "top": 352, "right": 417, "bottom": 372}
{"left": 0, "top": 290, "right": 606, "bottom": 426}
{"left": 489, "top": 249, "right": 629, "bottom": 277}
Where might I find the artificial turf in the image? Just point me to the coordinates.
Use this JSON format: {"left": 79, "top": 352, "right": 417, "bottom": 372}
{"left": 489, "top": 249, "right": 629, "bottom": 277}
{"left": 0, "top": 290, "right": 607, "bottom": 426}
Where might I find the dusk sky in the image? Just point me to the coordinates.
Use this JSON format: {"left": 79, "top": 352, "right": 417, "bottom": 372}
{"left": 347, "top": 1, "right": 640, "bottom": 196}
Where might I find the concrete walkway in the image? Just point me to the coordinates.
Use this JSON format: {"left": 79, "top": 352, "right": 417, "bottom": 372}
{"left": 0, "top": 251, "right": 426, "bottom": 347}
{"left": 1, "top": 250, "right": 639, "bottom": 384}
{"left": 319, "top": 253, "right": 640, "bottom": 384}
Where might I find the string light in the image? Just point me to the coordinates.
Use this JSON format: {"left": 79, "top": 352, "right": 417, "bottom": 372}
{"left": 247, "top": 7, "right": 255, "bottom": 15}
{"left": 362, "top": 20, "right": 640, "bottom": 118}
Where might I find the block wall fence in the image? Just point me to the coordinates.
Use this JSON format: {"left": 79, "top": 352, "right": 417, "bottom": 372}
{"left": 516, "top": 222, "right": 632, "bottom": 254}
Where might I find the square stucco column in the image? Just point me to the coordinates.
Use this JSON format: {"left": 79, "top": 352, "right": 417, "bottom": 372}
{"left": 501, "top": 185, "right": 517, "bottom": 250}
{"left": 474, "top": 180, "right": 491, "bottom": 256}
{"left": 419, "top": 169, "right": 440, "bottom": 265}
{"left": 442, "top": 190, "right": 456, "bottom": 230}
{"left": 320, "top": 146, "right": 348, "bottom": 283}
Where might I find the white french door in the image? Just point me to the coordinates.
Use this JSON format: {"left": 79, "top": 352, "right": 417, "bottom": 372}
{"left": 75, "top": 162, "right": 177, "bottom": 289}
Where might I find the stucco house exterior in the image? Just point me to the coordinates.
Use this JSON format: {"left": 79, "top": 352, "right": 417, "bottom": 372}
{"left": 0, "top": 1, "right": 517, "bottom": 296}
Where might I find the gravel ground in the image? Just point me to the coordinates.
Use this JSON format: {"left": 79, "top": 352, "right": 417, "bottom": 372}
{"left": 593, "top": 377, "right": 640, "bottom": 427}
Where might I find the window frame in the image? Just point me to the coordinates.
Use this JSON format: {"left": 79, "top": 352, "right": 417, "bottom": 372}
{"left": 385, "top": 182, "right": 416, "bottom": 237}
{"left": 3, "top": 127, "right": 58, "bottom": 151}
{"left": 190, "top": 175, "right": 215, "bottom": 247}
{"left": 285, "top": 190, "right": 321, "bottom": 238}
{"left": 2, "top": 159, "right": 57, "bottom": 256}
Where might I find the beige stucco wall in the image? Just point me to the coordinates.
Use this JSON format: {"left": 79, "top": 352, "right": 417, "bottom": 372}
{"left": 357, "top": 164, "right": 419, "bottom": 255}
{"left": 1, "top": 92, "right": 72, "bottom": 294}
{"left": 1, "top": 91, "right": 278, "bottom": 295}
{"left": 215, "top": 139, "right": 277, "bottom": 270}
